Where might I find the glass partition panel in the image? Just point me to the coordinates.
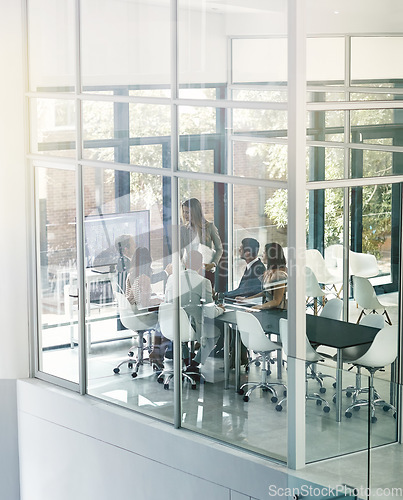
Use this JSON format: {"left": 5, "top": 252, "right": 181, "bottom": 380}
{"left": 233, "top": 109, "right": 288, "bottom": 135}
{"left": 178, "top": 105, "right": 224, "bottom": 174}
{"left": 30, "top": 98, "right": 76, "bottom": 158}
{"left": 307, "top": 109, "right": 344, "bottom": 143}
{"left": 80, "top": 0, "right": 170, "bottom": 95}
{"left": 178, "top": 179, "right": 288, "bottom": 462}
{"left": 82, "top": 101, "right": 170, "bottom": 166}
{"left": 27, "top": 0, "right": 76, "bottom": 92}
{"left": 306, "top": 37, "right": 345, "bottom": 90}
{"left": 233, "top": 141, "right": 287, "bottom": 181}
{"left": 351, "top": 37, "right": 403, "bottom": 88}
{"left": 350, "top": 109, "right": 396, "bottom": 145}
{"left": 307, "top": 146, "right": 344, "bottom": 181}
{"left": 85, "top": 168, "right": 173, "bottom": 422}
{"left": 178, "top": 2, "right": 287, "bottom": 102}
{"left": 35, "top": 165, "right": 79, "bottom": 383}
{"left": 232, "top": 38, "right": 287, "bottom": 89}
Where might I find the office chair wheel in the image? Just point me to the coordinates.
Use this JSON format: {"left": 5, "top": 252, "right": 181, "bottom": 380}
{"left": 333, "top": 382, "right": 337, "bottom": 388}
{"left": 345, "top": 411, "right": 352, "bottom": 418}
{"left": 256, "top": 361, "right": 261, "bottom": 367}
{"left": 271, "top": 396, "right": 278, "bottom": 403}
{"left": 157, "top": 377, "right": 164, "bottom": 384}
{"left": 323, "top": 406, "right": 330, "bottom": 413}
{"left": 245, "top": 366, "right": 249, "bottom": 373}
{"left": 283, "top": 390, "right": 287, "bottom": 397}
{"left": 243, "top": 395, "right": 250, "bottom": 402}
{"left": 164, "top": 383, "right": 169, "bottom": 390}
{"left": 275, "top": 405, "right": 283, "bottom": 412}
{"left": 319, "top": 387, "right": 326, "bottom": 394}
{"left": 371, "top": 416, "right": 377, "bottom": 424}
{"left": 237, "top": 389, "right": 245, "bottom": 395}
{"left": 131, "top": 372, "right": 137, "bottom": 379}
{"left": 332, "top": 396, "right": 336, "bottom": 404}
{"left": 128, "top": 351, "right": 134, "bottom": 357}
{"left": 128, "top": 363, "right": 133, "bottom": 369}
{"left": 191, "top": 384, "right": 197, "bottom": 390}
{"left": 316, "top": 400, "right": 322, "bottom": 406}
{"left": 346, "top": 391, "right": 352, "bottom": 398}
{"left": 113, "top": 368, "right": 120, "bottom": 374}
{"left": 383, "top": 406, "right": 391, "bottom": 412}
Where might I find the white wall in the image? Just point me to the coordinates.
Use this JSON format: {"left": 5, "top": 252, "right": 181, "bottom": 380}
{"left": 0, "top": 1, "right": 29, "bottom": 498}
{"left": 17, "top": 379, "right": 314, "bottom": 500}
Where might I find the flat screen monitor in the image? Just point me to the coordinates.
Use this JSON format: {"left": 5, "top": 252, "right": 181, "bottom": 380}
{"left": 84, "top": 210, "right": 150, "bottom": 269}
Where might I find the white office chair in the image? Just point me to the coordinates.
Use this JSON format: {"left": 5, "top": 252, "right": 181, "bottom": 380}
{"left": 112, "top": 291, "right": 159, "bottom": 377}
{"left": 276, "top": 318, "right": 331, "bottom": 413}
{"left": 157, "top": 302, "right": 203, "bottom": 390}
{"left": 236, "top": 311, "right": 286, "bottom": 403}
{"left": 344, "top": 324, "right": 398, "bottom": 423}
{"left": 308, "top": 298, "right": 343, "bottom": 393}
{"left": 336, "top": 314, "right": 385, "bottom": 403}
{"left": 305, "top": 266, "right": 329, "bottom": 315}
{"left": 324, "top": 244, "right": 344, "bottom": 270}
{"left": 306, "top": 249, "right": 343, "bottom": 296}
{"left": 350, "top": 250, "right": 380, "bottom": 279}
{"left": 352, "top": 275, "right": 392, "bottom": 325}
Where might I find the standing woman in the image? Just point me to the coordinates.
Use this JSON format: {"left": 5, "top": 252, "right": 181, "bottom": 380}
{"left": 180, "top": 198, "right": 223, "bottom": 285}
{"left": 241, "top": 242, "right": 287, "bottom": 310}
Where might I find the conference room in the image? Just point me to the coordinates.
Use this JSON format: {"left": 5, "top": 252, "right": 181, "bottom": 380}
{"left": 28, "top": 0, "right": 403, "bottom": 493}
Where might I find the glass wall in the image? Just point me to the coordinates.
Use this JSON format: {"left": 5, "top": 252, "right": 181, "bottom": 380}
{"left": 27, "top": 0, "right": 403, "bottom": 486}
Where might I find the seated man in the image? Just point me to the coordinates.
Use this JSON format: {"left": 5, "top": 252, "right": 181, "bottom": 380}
{"left": 225, "top": 237, "right": 265, "bottom": 299}
{"left": 165, "top": 250, "right": 224, "bottom": 372}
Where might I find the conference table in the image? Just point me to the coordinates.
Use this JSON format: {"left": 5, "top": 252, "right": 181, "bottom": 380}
{"left": 215, "top": 305, "right": 380, "bottom": 422}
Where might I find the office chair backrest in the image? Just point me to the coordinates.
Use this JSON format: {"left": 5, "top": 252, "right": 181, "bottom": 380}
{"left": 115, "top": 291, "right": 158, "bottom": 332}
{"left": 320, "top": 298, "right": 342, "bottom": 320}
{"left": 158, "top": 302, "right": 198, "bottom": 343}
{"left": 352, "top": 325, "right": 398, "bottom": 368}
{"left": 350, "top": 251, "right": 380, "bottom": 279}
{"left": 352, "top": 275, "right": 381, "bottom": 310}
{"left": 279, "top": 317, "right": 322, "bottom": 363}
{"left": 236, "top": 311, "right": 280, "bottom": 353}
{"left": 305, "top": 267, "right": 325, "bottom": 298}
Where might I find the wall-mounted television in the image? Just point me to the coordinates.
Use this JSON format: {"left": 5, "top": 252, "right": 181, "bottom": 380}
{"left": 84, "top": 210, "right": 150, "bottom": 269}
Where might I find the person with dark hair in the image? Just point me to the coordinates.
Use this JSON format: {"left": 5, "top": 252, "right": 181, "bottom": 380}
{"left": 180, "top": 198, "right": 223, "bottom": 284}
{"left": 224, "top": 237, "right": 265, "bottom": 299}
{"left": 238, "top": 242, "right": 288, "bottom": 310}
{"left": 126, "top": 247, "right": 168, "bottom": 369}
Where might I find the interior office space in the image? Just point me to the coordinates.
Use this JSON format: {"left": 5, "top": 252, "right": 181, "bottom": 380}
{"left": 1, "top": 0, "right": 403, "bottom": 499}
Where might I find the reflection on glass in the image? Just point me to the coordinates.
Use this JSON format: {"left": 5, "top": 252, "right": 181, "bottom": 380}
{"left": 30, "top": 99, "right": 76, "bottom": 157}
{"left": 232, "top": 38, "right": 287, "bottom": 87}
{"left": 306, "top": 37, "right": 345, "bottom": 89}
{"left": 351, "top": 37, "right": 403, "bottom": 87}
{"left": 36, "top": 166, "right": 79, "bottom": 383}
{"left": 233, "top": 141, "right": 287, "bottom": 180}
{"left": 178, "top": 106, "right": 217, "bottom": 135}
{"left": 28, "top": 0, "right": 75, "bottom": 92}
{"left": 81, "top": 0, "right": 170, "bottom": 95}
{"left": 307, "top": 147, "right": 344, "bottom": 181}
{"left": 351, "top": 109, "right": 394, "bottom": 145}
{"left": 179, "top": 150, "right": 214, "bottom": 174}
{"left": 233, "top": 109, "right": 287, "bottom": 134}
{"left": 83, "top": 168, "right": 174, "bottom": 421}
{"left": 307, "top": 110, "right": 344, "bottom": 142}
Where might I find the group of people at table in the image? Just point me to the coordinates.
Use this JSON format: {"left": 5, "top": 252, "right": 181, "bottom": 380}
{"left": 115, "top": 198, "right": 288, "bottom": 377}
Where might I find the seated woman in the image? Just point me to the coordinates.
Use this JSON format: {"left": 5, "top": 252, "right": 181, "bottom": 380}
{"left": 126, "top": 247, "right": 168, "bottom": 369}
{"left": 237, "top": 242, "right": 287, "bottom": 311}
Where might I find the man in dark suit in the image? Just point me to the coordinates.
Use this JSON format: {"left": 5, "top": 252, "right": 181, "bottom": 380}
{"left": 225, "top": 237, "right": 265, "bottom": 299}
